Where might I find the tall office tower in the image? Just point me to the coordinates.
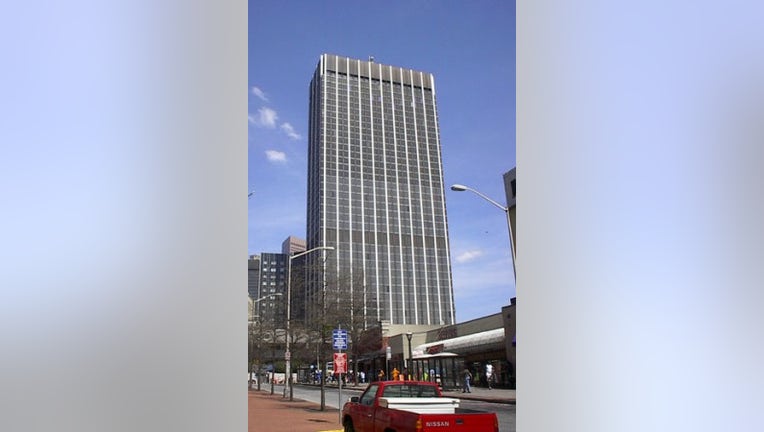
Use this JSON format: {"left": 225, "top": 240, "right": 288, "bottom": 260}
{"left": 254, "top": 252, "right": 288, "bottom": 327}
{"left": 248, "top": 254, "right": 261, "bottom": 299}
{"left": 306, "top": 54, "right": 455, "bottom": 327}
{"left": 282, "top": 236, "right": 308, "bottom": 324}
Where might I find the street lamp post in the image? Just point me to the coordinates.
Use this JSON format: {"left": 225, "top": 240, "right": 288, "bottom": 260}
{"left": 405, "top": 332, "right": 413, "bottom": 380}
{"left": 450, "top": 184, "right": 516, "bottom": 283}
{"left": 285, "top": 245, "right": 335, "bottom": 401}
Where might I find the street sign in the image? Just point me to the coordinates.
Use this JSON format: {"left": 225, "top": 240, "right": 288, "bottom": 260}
{"left": 333, "top": 352, "right": 347, "bottom": 374}
{"left": 386, "top": 346, "right": 391, "bottom": 360}
{"left": 332, "top": 329, "right": 348, "bottom": 350}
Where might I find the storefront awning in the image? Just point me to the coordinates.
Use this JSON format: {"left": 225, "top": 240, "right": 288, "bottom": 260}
{"left": 412, "top": 328, "right": 505, "bottom": 357}
{"left": 412, "top": 352, "right": 459, "bottom": 359}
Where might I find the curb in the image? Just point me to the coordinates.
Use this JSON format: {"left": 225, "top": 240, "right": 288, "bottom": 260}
{"left": 293, "top": 383, "right": 516, "bottom": 405}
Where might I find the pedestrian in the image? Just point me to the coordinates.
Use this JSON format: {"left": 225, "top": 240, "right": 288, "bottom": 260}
{"left": 485, "top": 364, "right": 494, "bottom": 390}
{"left": 378, "top": 369, "right": 385, "bottom": 381}
{"left": 461, "top": 367, "right": 472, "bottom": 393}
{"left": 359, "top": 370, "right": 366, "bottom": 384}
{"left": 392, "top": 367, "right": 400, "bottom": 381}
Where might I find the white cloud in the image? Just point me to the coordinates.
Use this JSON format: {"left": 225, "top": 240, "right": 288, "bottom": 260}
{"left": 455, "top": 249, "right": 484, "bottom": 263}
{"left": 280, "top": 122, "right": 302, "bottom": 140}
{"left": 265, "top": 150, "right": 287, "bottom": 163}
{"left": 251, "top": 86, "right": 269, "bottom": 102}
{"left": 249, "top": 107, "right": 278, "bottom": 128}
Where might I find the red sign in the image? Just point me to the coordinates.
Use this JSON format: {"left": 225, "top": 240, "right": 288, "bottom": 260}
{"left": 426, "top": 344, "right": 444, "bottom": 355}
{"left": 333, "top": 352, "right": 347, "bottom": 374}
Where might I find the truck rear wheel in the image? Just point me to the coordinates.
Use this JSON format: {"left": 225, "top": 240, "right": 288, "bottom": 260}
{"left": 343, "top": 419, "right": 354, "bottom": 432}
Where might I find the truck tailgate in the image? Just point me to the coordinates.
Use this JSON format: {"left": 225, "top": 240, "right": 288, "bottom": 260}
{"left": 419, "top": 412, "right": 498, "bottom": 432}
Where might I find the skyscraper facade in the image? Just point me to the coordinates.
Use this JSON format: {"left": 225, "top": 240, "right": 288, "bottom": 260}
{"left": 248, "top": 254, "right": 261, "bottom": 299}
{"left": 503, "top": 168, "right": 516, "bottom": 252}
{"left": 253, "top": 252, "right": 288, "bottom": 326}
{"left": 281, "top": 236, "right": 306, "bottom": 255}
{"left": 306, "top": 54, "right": 455, "bottom": 327}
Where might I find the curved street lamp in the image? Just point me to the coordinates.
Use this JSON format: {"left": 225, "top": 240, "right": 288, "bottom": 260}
{"left": 249, "top": 293, "right": 283, "bottom": 320}
{"left": 450, "top": 184, "right": 516, "bottom": 284}
{"left": 285, "top": 245, "right": 335, "bottom": 401}
{"left": 252, "top": 292, "right": 283, "bottom": 303}
{"left": 405, "top": 332, "right": 413, "bottom": 379}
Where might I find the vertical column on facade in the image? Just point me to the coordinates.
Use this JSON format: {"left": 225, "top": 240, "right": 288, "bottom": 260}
{"left": 387, "top": 64, "right": 405, "bottom": 325}
{"left": 398, "top": 67, "right": 419, "bottom": 325}
{"left": 321, "top": 55, "right": 329, "bottom": 324}
{"left": 419, "top": 74, "right": 443, "bottom": 325}
{"left": 345, "top": 56, "right": 354, "bottom": 325}
{"left": 379, "top": 62, "right": 393, "bottom": 324}
{"left": 428, "top": 75, "right": 455, "bottom": 324}
{"left": 307, "top": 73, "right": 314, "bottom": 322}
{"left": 333, "top": 55, "right": 341, "bottom": 307}
{"left": 355, "top": 59, "right": 367, "bottom": 327}
{"left": 367, "top": 60, "right": 381, "bottom": 323}
{"left": 310, "top": 65, "right": 325, "bottom": 323}
{"left": 411, "top": 69, "right": 431, "bottom": 325}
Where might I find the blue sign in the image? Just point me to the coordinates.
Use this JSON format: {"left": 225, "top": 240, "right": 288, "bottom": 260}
{"left": 332, "top": 329, "right": 348, "bottom": 350}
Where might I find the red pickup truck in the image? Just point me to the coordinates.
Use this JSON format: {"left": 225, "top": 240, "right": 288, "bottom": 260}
{"left": 341, "top": 380, "right": 498, "bottom": 432}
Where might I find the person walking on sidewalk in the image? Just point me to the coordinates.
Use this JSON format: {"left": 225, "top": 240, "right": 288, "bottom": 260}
{"left": 485, "top": 364, "right": 494, "bottom": 390}
{"left": 461, "top": 367, "right": 472, "bottom": 393}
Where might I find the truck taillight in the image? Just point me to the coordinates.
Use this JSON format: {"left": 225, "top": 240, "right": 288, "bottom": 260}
{"left": 415, "top": 418, "right": 422, "bottom": 432}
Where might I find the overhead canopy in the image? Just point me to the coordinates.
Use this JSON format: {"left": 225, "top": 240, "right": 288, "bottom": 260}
{"left": 411, "top": 352, "right": 459, "bottom": 359}
{"left": 412, "top": 328, "right": 506, "bottom": 358}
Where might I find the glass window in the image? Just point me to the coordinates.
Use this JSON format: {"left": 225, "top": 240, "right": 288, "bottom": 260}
{"left": 360, "top": 384, "right": 379, "bottom": 406}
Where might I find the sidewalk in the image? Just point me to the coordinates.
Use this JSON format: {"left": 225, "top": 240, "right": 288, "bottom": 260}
{"left": 248, "top": 384, "right": 516, "bottom": 432}
{"left": 316, "top": 382, "right": 516, "bottom": 405}
{"left": 248, "top": 389, "right": 341, "bottom": 432}
{"left": 440, "top": 386, "right": 516, "bottom": 405}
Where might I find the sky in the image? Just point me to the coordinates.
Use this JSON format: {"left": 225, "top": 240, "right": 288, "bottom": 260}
{"left": 248, "top": 0, "right": 516, "bottom": 323}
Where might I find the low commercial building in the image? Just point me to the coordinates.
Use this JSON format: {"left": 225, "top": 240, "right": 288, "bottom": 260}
{"left": 354, "top": 300, "right": 516, "bottom": 389}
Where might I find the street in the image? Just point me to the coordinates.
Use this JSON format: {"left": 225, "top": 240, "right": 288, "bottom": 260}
{"left": 270, "top": 383, "right": 516, "bottom": 432}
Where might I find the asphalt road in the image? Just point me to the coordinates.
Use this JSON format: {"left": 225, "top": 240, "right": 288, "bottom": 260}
{"left": 270, "top": 384, "right": 516, "bottom": 432}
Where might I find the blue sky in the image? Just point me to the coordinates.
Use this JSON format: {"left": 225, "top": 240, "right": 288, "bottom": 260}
{"left": 248, "top": 0, "right": 516, "bottom": 323}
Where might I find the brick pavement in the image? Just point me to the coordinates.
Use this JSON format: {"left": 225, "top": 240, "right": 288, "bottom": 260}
{"left": 248, "top": 389, "right": 342, "bottom": 432}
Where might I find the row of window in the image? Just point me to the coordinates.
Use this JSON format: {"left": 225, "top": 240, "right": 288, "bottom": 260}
{"left": 323, "top": 110, "right": 436, "bottom": 120}
{"left": 323, "top": 165, "right": 441, "bottom": 174}
{"left": 322, "top": 123, "right": 438, "bottom": 133}
{"left": 325, "top": 80, "right": 431, "bottom": 90}
{"left": 325, "top": 206, "right": 447, "bottom": 216}
{"left": 323, "top": 223, "right": 447, "bottom": 234}
{"left": 324, "top": 84, "right": 435, "bottom": 99}
{"left": 324, "top": 196, "right": 446, "bottom": 205}
{"left": 324, "top": 122, "right": 436, "bottom": 132}
{"left": 324, "top": 105, "right": 435, "bottom": 116}
{"left": 324, "top": 142, "right": 440, "bottom": 151}
{"left": 323, "top": 101, "right": 435, "bottom": 112}
{"left": 318, "top": 193, "right": 445, "bottom": 203}
{"left": 325, "top": 199, "right": 445, "bottom": 209}
{"left": 324, "top": 129, "right": 437, "bottom": 139}
{"left": 322, "top": 194, "right": 445, "bottom": 205}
